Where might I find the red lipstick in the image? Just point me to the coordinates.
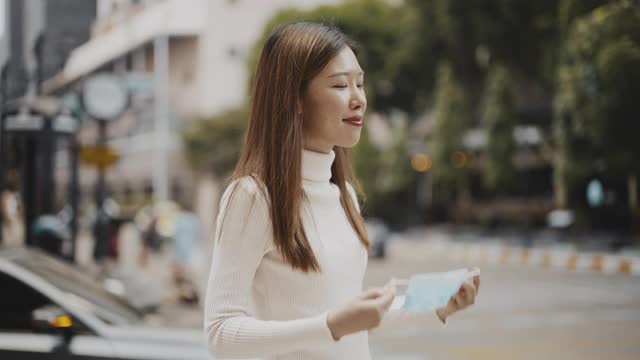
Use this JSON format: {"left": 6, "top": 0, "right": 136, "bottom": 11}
{"left": 343, "top": 116, "right": 363, "bottom": 127}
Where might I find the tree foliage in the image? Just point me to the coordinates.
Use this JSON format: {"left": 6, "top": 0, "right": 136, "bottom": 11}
{"left": 181, "top": 108, "right": 247, "bottom": 177}
{"left": 247, "top": 0, "right": 416, "bottom": 114}
{"left": 351, "top": 120, "right": 413, "bottom": 214}
{"left": 554, "top": 0, "right": 640, "bottom": 194}
{"left": 181, "top": 0, "right": 639, "bottom": 228}
{"left": 482, "top": 64, "right": 516, "bottom": 192}
{"left": 430, "top": 62, "right": 469, "bottom": 200}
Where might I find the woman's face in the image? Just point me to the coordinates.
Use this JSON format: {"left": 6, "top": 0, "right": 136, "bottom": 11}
{"left": 301, "top": 46, "right": 367, "bottom": 153}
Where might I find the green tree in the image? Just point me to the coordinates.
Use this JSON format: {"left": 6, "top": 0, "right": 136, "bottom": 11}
{"left": 481, "top": 64, "right": 516, "bottom": 193}
{"left": 554, "top": 0, "right": 640, "bottom": 210}
{"left": 351, "top": 119, "right": 413, "bottom": 222}
{"left": 247, "top": 0, "right": 416, "bottom": 113}
{"left": 405, "top": 0, "right": 560, "bottom": 103}
{"left": 429, "top": 62, "right": 469, "bottom": 203}
{"left": 181, "top": 108, "right": 247, "bottom": 178}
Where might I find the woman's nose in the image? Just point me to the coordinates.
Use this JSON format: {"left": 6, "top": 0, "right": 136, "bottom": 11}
{"left": 350, "top": 90, "right": 366, "bottom": 110}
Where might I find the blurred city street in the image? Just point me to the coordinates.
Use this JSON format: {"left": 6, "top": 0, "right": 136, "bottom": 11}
{"left": 366, "top": 234, "right": 640, "bottom": 360}
{"left": 2, "top": 0, "right": 640, "bottom": 359}
{"left": 154, "top": 230, "right": 640, "bottom": 360}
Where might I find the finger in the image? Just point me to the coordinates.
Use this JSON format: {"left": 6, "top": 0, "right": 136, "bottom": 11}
{"left": 461, "top": 281, "right": 476, "bottom": 304}
{"left": 360, "top": 288, "right": 385, "bottom": 300}
{"left": 459, "top": 292, "right": 468, "bottom": 307}
{"left": 374, "top": 288, "right": 396, "bottom": 313}
{"left": 450, "top": 295, "right": 462, "bottom": 311}
{"left": 468, "top": 266, "right": 481, "bottom": 277}
{"left": 467, "top": 267, "right": 480, "bottom": 291}
{"left": 446, "top": 297, "right": 456, "bottom": 312}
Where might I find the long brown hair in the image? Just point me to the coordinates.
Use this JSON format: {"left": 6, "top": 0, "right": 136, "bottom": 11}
{"left": 229, "top": 21, "right": 370, "bottom": 273}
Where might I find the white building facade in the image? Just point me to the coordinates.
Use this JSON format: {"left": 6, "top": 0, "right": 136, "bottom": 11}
{"left": 49, "top": 0, "right": 342, "bottom": 202}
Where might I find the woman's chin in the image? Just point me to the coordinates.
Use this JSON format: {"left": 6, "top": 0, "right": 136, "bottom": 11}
{"left": 338, "top": 134, "right": 362, "bottom": 149}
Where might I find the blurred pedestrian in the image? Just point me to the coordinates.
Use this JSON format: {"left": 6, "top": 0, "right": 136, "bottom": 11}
{"left": 139, "top": 217, "right": 159, "bottom": 268}
{"left": 172, "top": 200, "right": 201, "bottom": 304}
{"left": 1, "top": 170, "right": 24, "bottom": 248}
{"left": 204, "top": 21, "right": 480, "bottom": 360}
{"left": 32, "top": 214, "right": 69, "bottom": 256}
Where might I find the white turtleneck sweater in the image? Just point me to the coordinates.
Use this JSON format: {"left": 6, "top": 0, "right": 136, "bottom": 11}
{"left": 204, "top": 149, "right": 444, "bottom": 360}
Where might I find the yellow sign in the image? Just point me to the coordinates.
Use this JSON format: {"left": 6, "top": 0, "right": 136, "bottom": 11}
{"left": 79, "top": 145, "right": 120, "bottom": 169}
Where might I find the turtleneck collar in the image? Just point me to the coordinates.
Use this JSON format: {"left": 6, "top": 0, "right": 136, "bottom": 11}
{"left": 302, "top": 149, "right": 335, "bottom": 183}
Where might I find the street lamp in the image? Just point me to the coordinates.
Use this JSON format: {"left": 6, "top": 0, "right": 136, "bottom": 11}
{"left": 81, "top": 73, "right": 128, "bottom": 262}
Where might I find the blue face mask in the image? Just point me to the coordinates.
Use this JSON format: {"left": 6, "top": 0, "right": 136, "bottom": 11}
{"left": 398, "top": 268, "right": 479, "bottom": 312}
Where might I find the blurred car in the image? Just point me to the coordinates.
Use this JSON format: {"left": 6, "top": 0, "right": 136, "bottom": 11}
{"left": 0, "top": 247, "right": 210, "bottom": 360}
{"left": 366, "top": 218, "right": 389, "bottom": 259}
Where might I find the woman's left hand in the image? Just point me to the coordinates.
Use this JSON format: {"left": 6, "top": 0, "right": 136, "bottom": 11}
{"left": 435, "top": 267, "right": 481, "bottom": 323}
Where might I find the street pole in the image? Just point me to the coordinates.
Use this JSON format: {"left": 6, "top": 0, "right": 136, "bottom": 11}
{"left": 0, "top": 65, "right": 7, "bottom": 245}
{"left": 82, "top": 73, "right": 128, "bottom": 262}
{"left": 22, "top": 0, "right": 45, "bottom": 246}
{"left": 0, "top": 0, "right": 9, "bottom": 245}
{"left": 94, "top": 120, "right": 109, "bottom": 261}
{"left": 68, "top": 136, "right": 79, "bottom": 262}
{"left": 153, "top": 35, "right": 170, "bottom": 204}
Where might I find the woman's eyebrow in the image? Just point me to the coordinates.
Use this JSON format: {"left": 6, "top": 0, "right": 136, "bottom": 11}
{"left": 327, "top": 71, "right": 364, "bottom": 78}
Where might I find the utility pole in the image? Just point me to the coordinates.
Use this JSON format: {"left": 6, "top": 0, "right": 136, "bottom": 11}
{"left": 94, "top": 120, "right": 109, "bottom": 261}
{"left": 81, "top": 73, "right": 127, "bottom": 262}
{"left": 153, "top": 35, "right": 170, "bottom": 204}
{"left": 0, "top": 0, "right": 8, "bottom": 245}
{"left": 21, "top": 0, "right": 46, "bottom": 246}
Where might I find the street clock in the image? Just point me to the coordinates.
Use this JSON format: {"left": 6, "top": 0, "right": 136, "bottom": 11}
{"left": 82, "top": 73, "right": 128, "bottom": 121}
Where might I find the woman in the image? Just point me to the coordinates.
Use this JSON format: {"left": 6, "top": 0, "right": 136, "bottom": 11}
{"left": 1, "top": 170, "right": 24, "bottom": 248}
{"left": 204, "top": 21, "right": 480, "bottom": 359}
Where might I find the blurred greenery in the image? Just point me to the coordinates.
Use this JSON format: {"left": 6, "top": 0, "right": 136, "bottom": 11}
{"left": 351, "top": 117, "right": 413, "bottom": 221}
{"left": 181, "top": 108, "right": 247, "bottom": 178}
{"left": 181, "top": 0, "right": 639, "bottom": 232}
{"left": 554, "top": 0, "right": 640, "bottom": 209}
{"left": 247, "top": 0, "right": 415, "bottom": 113}
{"left": 482, "top": 64, "right": 516, "bottom": 193}
{"left": 430, "top": 62, "right": 469, "bottom": 205}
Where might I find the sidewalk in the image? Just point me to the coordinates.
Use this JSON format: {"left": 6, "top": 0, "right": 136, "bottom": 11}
{"left": 392, "top": 226, "right": 640, "bottom": 276}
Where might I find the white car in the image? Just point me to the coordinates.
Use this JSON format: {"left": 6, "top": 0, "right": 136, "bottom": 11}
{"left": 0, "top": 247, "right": 211, "bottom": 360}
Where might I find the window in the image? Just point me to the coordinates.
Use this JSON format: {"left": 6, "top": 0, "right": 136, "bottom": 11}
{"left": 0, "top": 272, "right": 51, "bottom": 332}
{"left": 0, "top": 271, "right": 93, "bottom": 335}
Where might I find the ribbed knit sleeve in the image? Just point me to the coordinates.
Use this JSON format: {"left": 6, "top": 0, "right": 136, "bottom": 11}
{"left": 204, "top": 177, "right": 336, "bottom": 359}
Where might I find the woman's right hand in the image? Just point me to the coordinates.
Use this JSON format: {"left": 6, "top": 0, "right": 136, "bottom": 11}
{"left": 326, "top": 284, "right": 396, "bottom": 341}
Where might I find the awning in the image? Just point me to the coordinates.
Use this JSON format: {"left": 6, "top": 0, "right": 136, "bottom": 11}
{"left": 43, "top": 0, "right": 205, "bottom": 93}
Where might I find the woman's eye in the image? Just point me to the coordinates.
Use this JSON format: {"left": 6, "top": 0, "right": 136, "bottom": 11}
{"left": 357, "top": 83, "right": 364, "bottom": 88}
{"left": 333, "top": 85, "right": 348, "bottom": 89}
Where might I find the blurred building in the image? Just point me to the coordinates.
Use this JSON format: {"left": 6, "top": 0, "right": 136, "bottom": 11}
{"left": 43, "top": 0, "right": 343, "bottom": 211}
{"left": 2, "top": 0, "right": 96, "bottom": 101}
{"left": 1, "top": 0, "right": 97, "bottom": 246}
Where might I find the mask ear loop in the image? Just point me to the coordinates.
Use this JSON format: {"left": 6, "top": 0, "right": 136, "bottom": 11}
{"left": 384, "top": 278, "right": 409, "bottom": 288}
